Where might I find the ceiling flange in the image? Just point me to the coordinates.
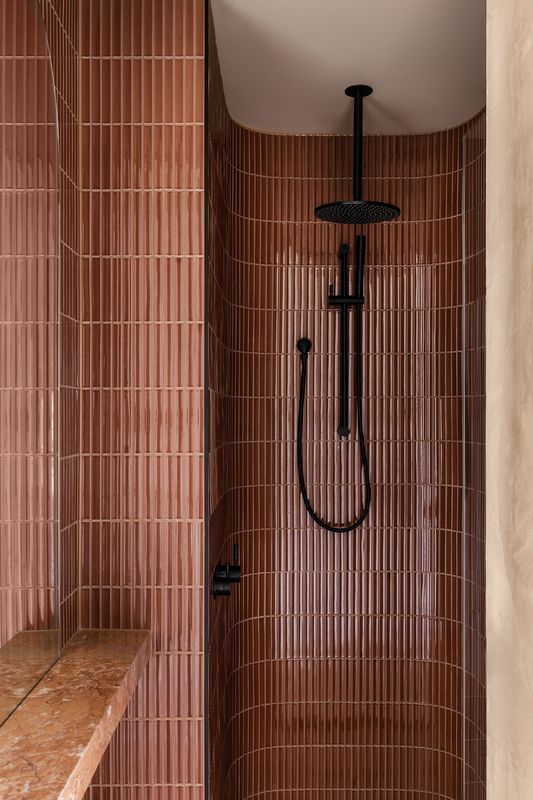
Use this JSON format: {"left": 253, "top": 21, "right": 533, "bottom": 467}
{"left": 345, "top": 85, "right": 373, "bottom": 98}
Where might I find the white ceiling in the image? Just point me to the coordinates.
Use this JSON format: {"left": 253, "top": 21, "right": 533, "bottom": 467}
{"left": 210, "top": 0, "right": 486, "bottom": 135}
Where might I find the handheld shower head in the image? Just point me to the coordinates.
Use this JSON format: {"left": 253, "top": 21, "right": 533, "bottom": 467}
{"left": 314, "top": 85, "right": 400, "bottom": 225}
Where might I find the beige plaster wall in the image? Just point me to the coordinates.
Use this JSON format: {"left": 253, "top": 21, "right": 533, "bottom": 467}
{"left": 487, "top": 1, "right": 533, "bottom": 797}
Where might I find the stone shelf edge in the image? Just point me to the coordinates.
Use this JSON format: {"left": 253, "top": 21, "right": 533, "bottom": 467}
{"left": 0, "top": 629, "right": 151, "bottom": 800}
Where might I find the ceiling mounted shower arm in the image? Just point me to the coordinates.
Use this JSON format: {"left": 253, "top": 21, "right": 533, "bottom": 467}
{"left": 315, "top": 83, "right": 400, "bottom": 225}
{"left": 314, "top": 85, "right": 399, "bottom": 224}
{"left": 346, "top": 84, "right": 372, "bottom": 202}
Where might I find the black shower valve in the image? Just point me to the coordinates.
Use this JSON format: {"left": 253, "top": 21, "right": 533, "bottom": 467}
{"left": 213, "top": 543, "right": 241, "bottom": 598}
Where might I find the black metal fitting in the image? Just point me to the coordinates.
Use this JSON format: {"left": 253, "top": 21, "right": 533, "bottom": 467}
{"left": 297, "top": 337, "right": 312, "bottom": 355}
{"left": 213, "top": 543, "right": 241, "bottom": 598}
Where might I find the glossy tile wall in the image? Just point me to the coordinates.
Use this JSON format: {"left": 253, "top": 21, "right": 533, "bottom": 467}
{"left": 206, "top": 19, "right": 235, "bottom": 800}
{"left": 463, "top": 112, "right": 486, "bottom": 799}
{"left": 208, "top": 12, "right": 486, "bottom": 798}
{"left": 77, "top": 1, "right": 205, "bottom": 797}
{"left": 0, "top": 0, "right": 58, "bottom": 647}
{"left": 39, "top": 0, "right": 82, "bottom": 647}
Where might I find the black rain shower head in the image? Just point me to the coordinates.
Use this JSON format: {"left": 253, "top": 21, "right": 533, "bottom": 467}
{"left": 314, "top": 85, "right": 400, "bottom": 225}
{"left": 315, "top": 199, "right": 400, "bottom": 225}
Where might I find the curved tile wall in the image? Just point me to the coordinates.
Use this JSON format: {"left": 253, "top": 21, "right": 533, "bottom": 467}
{"left": 208, "top": 12, "right": 486, "bottom": 800}
{"left": 463, "top": 113, "right": 486, "bottom": 798}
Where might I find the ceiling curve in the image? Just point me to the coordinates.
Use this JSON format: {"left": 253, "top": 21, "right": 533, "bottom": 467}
{"left": 210, "top": 0, "right": 486, "bottom": 135}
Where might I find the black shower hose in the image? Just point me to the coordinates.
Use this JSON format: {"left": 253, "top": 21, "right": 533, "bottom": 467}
{"left": 296, "top": 304, "right": 371, "bottom": 532}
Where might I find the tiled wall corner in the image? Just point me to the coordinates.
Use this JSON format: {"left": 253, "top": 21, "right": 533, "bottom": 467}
{"left": 39, "top": 0, "right": 82, "bottom": 647}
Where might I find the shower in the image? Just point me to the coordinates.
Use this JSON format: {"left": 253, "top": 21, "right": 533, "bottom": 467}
{"left": 296, "top": 84, "right": 400, "bottom": 532}
{"left": 314, "top": 85, "right": 400, "bottom": 225}
{"left": 208, "top": 4, "right": 487, "bottom": 796}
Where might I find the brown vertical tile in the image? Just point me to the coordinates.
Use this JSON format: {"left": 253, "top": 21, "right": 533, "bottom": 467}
{"left": 79, "top": 0, "right": 206, "bottom": 798}
{"left": 0, "top": 0, "right": 63, "bottom": 659}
